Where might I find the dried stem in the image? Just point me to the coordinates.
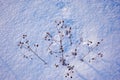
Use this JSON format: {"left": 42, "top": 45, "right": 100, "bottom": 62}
{"left": 28, "top": 47, "right": 47, "bottom": 64}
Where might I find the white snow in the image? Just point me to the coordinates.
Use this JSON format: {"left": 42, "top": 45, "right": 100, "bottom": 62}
{"left": 0, "top": 0, "right": 120, "bottom": 80}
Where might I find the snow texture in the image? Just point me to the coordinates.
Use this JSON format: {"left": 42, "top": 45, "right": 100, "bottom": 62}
{"left": 0, "top": 0, "right": 120, "bottom": 80}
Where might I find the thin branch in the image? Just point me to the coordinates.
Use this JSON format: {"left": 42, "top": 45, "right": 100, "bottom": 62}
{"left": 28, "top": 47, "right": 47, "bottom": 64}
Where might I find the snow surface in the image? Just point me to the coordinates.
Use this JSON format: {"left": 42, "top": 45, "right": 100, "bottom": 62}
{"left": 0, "top": 0, "right": 120, "bottom": 80}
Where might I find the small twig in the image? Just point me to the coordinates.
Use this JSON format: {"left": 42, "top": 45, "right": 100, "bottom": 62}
{"left": 28, "top": 47, "right": 47, "bottom": 64}
{"left": 18, "top": 37, "right": 47, "bottom": 64}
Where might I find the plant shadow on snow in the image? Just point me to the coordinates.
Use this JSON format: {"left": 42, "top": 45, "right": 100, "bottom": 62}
{"left": 17, "top": 20, "right": 104, "bottom": 79}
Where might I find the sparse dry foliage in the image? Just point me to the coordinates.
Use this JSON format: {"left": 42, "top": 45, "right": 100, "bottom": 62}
{"left": 18, "top": 20, "right": 104, "bottom": 79}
